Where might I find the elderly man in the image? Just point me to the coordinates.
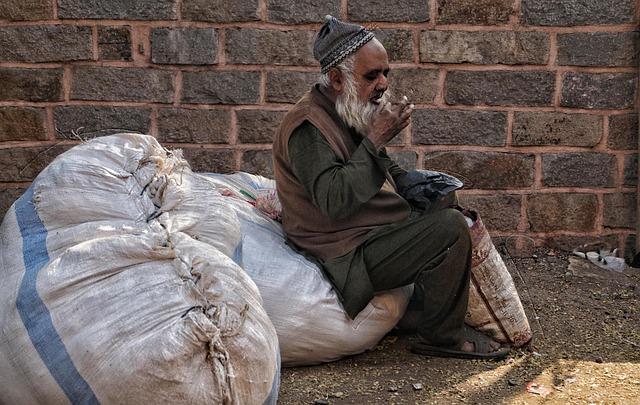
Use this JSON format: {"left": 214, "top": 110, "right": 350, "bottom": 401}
{"left": 272, "top": 16, "right": 509, "bottom": 359}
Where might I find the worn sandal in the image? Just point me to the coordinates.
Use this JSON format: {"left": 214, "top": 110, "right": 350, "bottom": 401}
{"left": 410, "top": 325, "right": 510, "bottom": 360}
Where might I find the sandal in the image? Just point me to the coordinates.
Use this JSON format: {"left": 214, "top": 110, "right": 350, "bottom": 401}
{"left": 410, "top": 325, "right": 510, "bottom": 360}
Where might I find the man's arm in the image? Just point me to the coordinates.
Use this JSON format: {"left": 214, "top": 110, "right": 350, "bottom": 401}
{"left": 378, "top": 148, "right": 407, "bottom": 184}
{"left": 288, "top": 120, "right": 399, "bottom": 221}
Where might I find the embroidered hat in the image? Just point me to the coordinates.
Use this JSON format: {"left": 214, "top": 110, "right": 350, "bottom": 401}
{"left": 313, "top": 15, "right": 375, "bottom": 74}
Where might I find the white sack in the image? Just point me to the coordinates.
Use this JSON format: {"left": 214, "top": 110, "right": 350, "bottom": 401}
{"left": 0, "top": 134, "right": 279, "bottom": 405}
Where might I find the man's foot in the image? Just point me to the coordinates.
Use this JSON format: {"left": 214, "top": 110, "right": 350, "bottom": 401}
{"left": 410, "top": 325, "right": 510, "bottom": 360}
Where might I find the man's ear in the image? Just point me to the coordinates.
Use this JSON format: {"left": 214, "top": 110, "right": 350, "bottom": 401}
{"left": 329, "top": 68, "right": 343, "bottom": 93}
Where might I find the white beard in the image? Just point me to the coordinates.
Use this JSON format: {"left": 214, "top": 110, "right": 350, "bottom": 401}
{"left": 334, "top": 72, "right": 390, "bottom": 135}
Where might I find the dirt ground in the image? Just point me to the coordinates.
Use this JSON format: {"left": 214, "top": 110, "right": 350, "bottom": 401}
{"left": 278, "top": 250, "right": 640, "bottom": 404}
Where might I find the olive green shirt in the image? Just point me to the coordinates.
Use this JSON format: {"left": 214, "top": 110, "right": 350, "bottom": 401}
{"left": 288, "top": 120, "right": 407, "bottom": 221}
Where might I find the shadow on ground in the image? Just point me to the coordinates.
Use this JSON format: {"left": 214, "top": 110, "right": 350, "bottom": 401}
{"left": 279, "top": 251, "right": 640, "bottom": 404}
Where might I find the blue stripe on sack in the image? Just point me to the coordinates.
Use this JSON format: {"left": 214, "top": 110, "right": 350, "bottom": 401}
{"left": 263, "top": 351, "right": 281, "bottom": 405}
{"left": 232, "top": 239, "right": 243, "bottom": 267}
{"left": 15, "top": 187, "right": 100, "bottom": 404}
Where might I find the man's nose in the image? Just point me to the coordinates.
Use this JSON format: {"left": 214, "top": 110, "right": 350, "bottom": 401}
{"left": 376, "top": 74, "right": 388, "bottom": 92}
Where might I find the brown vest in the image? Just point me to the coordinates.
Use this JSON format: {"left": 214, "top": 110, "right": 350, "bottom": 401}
{"left": 273, "top": 85, "right": 411, "bottom": 260}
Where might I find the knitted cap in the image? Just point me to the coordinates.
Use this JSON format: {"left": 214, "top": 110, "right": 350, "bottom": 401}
{"left": 313, "top": 15, "right": 375, "bottom": 74}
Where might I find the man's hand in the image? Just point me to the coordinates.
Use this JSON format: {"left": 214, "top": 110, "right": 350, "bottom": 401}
{"left": 366, "top": 96, "right": 414, "bottom": 150}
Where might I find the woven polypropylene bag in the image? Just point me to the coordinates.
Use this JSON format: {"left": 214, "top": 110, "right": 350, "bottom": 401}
{"left": 0, "top": 134, "right": 279, "bottom": 404}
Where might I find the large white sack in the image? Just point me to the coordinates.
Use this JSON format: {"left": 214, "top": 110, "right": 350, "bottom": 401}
{"left": 203, "top": 172, "right": 413, "bottom": 366}
{"left": 0, "top": 134, "right": 279, "bottom": 405}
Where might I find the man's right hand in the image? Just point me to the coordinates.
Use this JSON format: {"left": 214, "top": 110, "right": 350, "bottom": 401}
{"left": 366, "top": 96, "right": 414, "bottom": 150}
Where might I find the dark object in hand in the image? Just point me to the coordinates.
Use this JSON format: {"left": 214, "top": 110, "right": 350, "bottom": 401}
{"left": 396, "top": 170, "right": 463, "bottom": 210}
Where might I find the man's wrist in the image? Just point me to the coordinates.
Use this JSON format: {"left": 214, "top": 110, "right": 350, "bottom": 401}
{"left": 366, "top": 132, "right": 384, "bottom": 151}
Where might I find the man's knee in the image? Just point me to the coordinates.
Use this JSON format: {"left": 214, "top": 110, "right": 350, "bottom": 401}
{"left": 433, "top": 208, "right": 471, "bottom": 247}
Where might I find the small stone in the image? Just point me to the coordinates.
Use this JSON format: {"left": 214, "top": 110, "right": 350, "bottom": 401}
{"left": 508, "top": 379, "right": 519, "bottom": 386}
{"left": 532, "top": 254, "right": 538, "bottom": 259}
{"left": 595, "top": 356, "right": 603, "bottom": 363}
{"left": 388, "top": 385, "right": 398, "bottom": 392}
{"left": 329, "top": 392, "right": 344, "bottom": 398}
{"left": 412, "top": 383, "right": 423, "bottom": 391}
{"left": 313, "top": 399, "right": 329, "bottom": 405}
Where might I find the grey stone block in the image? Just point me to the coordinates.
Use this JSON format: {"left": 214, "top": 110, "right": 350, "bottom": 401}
{"left": 157, "top": 108, "right": 231, "bottom": 143}
{"left": 0, "top": 68, "right": 62, "bottom": 102}
{"left": 437, "top": 0, "right": 514, "bottom": 24}
{"left": 266, "top": 71, "right": 318, "bottom": 103}
{"left": 445, "top": 70, "right": 555, "bottom": 106}
{"left": 152, "top": 28, "right": 217, "bottom": 65}
{"left": 0, "top": 107, "right": 47, "bottom": 142}
{"left": 267, "top": 0, "right": 340, "bottom": 24}
{"left": 513, "top": 112, "right": 602, "bottom": 146}
{"left": 225, "top": 29, "right": 316, "bottom": 66}
{"left": 54, "top": 106, "right": 151, "bottom": 139}
{"left": 71, "top": 67, "right": 175, "bottom": 103}
{"left": 424, "top": 151, "right": 534, "bottom": 189}
{"left": 522, "top": 0, "right": 635, "bottom": 26}
{"left": 98, "top": 26, "right": 132, "bottom": 61}
{"left": 182, "top": 71, "right": 261, "bottom": 104}
{"left": 0, "top": 25, "right": 93, "bottom": 62}
{"left": 412, "top": 109, "right": 507, "bottom": 146}
{"left": 561, "top": 72, "right": 637, "bottom": 110}
{"left": 181, "top": 0, "right": 259, "bottom": 22}
{"left": 59, "top": 0, "right": 176, "bottom": 19}
{"left": 237, "top": 110, "right": 287, "bottom": 143}
{"left": 421, "top": 30, "right": 548, "bottom": 65}
{"left": 349, "top": 0, "right": 429, "bottom": 22}
{"left": 558, "top": 32, "right": 639, "bottom": 67}
{"left": 542, "top": 153, "right": 616, "bottom": 187}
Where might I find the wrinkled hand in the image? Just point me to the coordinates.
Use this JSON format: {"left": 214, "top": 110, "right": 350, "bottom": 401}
{"left": 367, "top": 96, "right": 414, "bottom": 150}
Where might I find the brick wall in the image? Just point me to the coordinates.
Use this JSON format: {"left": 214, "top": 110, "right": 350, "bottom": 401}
{"left": 0, "top": 0, "right": 638, "bottom": 256}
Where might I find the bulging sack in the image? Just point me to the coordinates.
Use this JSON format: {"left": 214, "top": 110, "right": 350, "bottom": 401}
{"left": 464, "top": 210, "right": 532, "bottom": 347}
{"left": 0, "top": 134, "right": 279, "bottom": 404}
{"left": 203, "top": 173, "right": 413, "bottom": 366}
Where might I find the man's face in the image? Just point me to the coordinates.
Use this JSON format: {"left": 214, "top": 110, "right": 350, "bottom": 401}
{"left": 351, "top": 39, "right": 390, "bottom": 105}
